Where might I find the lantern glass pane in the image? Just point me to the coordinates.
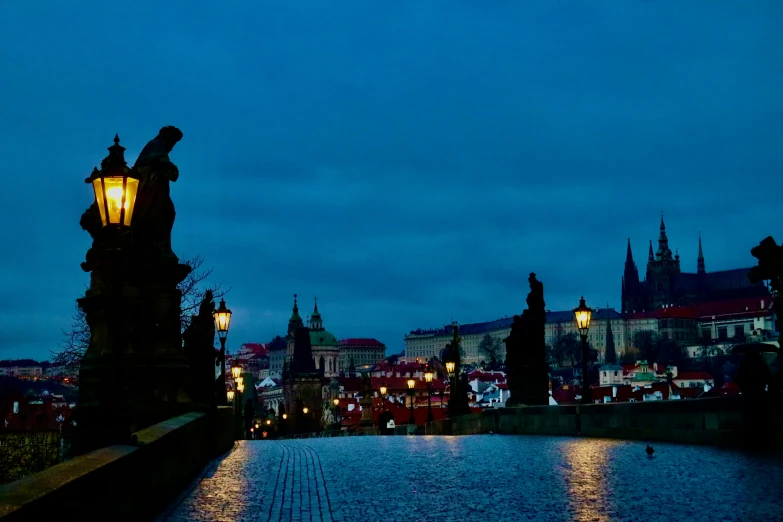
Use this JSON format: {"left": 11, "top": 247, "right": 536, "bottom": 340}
{"left": 92, "top": 179, "right": 107, "bottom": 226}
{"left": 122, "top": 177, "right": 139, "bottom": 226}
{"left": 99, "top": 176, "right": 134, "bottom": 225}
{"left": 215, "top": 311, "right": 232, "bottom": 333}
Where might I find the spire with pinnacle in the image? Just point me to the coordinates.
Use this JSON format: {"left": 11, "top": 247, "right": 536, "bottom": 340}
{"left": 648, "top": 240, "right": 654, "bottom": 262}
{"left": 310, "top": 296, "right": 323, "bottom": 330}
{"left": 287, "top": 294, "right": 304, "bottom": 336}
{"left": 622, "top": 239, "right": 641, "bottom": 313}
{"left": 604, "top": 317, "right": 617, "bottom": 364}
{"left": 656, "top": 212, "right": 673, "bottom": 261}
{"left": 697, "top": 233, "right": 706, "bottom": 274}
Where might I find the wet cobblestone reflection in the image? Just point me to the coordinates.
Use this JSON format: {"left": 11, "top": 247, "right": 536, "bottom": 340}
{"left": 158, "top": 436, "right": 783, "bottom": 521}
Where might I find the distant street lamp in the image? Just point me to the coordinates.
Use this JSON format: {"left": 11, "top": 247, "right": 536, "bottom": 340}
{"left": 445, "top": 361, "right": 455, "bottom": 377}
{"left": 226, "top": 390, "right": 234, "bottom": 402}
{"left": 574, "top": 296, "right": 593, "bottom": 405}
{"left": 379, "top": 381, "right": 387, "bottom": 414}
{"left": 303, "top": 407, "right": 309, "bottom": 415}
{"left": 282, "top": 413, "right": 288, "bottom": 420}
{"left": 214, "top": 299, "right": 233, "bottom": 405}
{"left": 87, "top": 135, "right": 139, "bottom": 228}
{"left": 424, "top": 367, "right": 434, "bottom": 422}
{"left": 407, "top": 378, "right": 416, "bottom": 425}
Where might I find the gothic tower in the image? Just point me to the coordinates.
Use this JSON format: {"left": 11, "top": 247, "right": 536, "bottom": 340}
{"left": 697, "top": 233, "right": 706, "bottom": 275}
{"left": 645, "top": 214, "right": 681, "bottom": 309}
{"left": 621, "top": 239, "right": 642, "bottom": 313}
{"left": 286, "top": 294, "right": 304, "bottom": 359}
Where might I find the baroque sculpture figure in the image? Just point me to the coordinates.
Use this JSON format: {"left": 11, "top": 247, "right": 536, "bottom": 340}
{"left": 183, "top": 290, "right": 217, "bottom": 406}
{"left": 131, "top": 126, "right": 184, "bottom": 266}
{"left": 504, "top": 273, "right": 549, "bottom": 406}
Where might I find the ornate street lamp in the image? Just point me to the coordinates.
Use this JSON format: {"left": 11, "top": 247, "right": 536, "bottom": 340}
{"left": 214, "top": 299, "right": 233, "bottom": 404}
{"left": 87, "top": 135, "right": 139, "bottom": 228}
{"left": 226, "top": 390, "right": 235, "bottom": 402}
{"left": 407, "top": 378, "right": 416, "bottom": 425}
{"left": 574, "top": 296, "right": 593, "bottom": 405}
{"left": 231, "top": 362, "right": 242, "bottom": 382}
{"left": 424, "top": 367, "right": 434, "bottom": 422}
{"left": 445, "top": 361, "right": 455, "bottom": 377}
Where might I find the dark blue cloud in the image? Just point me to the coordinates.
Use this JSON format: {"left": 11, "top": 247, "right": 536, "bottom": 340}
{"left": 0, "top": 1, "right": 781, "bottom": 360}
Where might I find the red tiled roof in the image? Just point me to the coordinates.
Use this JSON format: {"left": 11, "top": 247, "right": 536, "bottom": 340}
{"left": 673, "top": 372, "right": 714, "bottom": 381}
{"left": 626, "top": 296, "right": 771, "bottom": 321}
{"left": 339, "top": 338, "right": 386, "bottom": 347}
{"left": 337, "top": 376, "right": 447, "bottom": 393}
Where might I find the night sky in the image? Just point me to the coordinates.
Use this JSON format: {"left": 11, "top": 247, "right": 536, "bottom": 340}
{"left": 1, "top": 2, "right": 781, "bottom": 361}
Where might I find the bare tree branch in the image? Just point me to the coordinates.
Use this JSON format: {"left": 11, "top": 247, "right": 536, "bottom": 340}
{"left": 53, "top": 254, "right": 229, "bottom": 364}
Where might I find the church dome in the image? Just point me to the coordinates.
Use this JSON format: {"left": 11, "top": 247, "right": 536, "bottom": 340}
{"left": 310, "top": 329, "right": 338, "bottom": 347}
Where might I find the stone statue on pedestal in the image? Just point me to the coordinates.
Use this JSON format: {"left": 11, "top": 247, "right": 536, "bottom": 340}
{"left": 183, "top": 290, "right": 216, "bottom": 406}
{"left": 76, "top": 127, "right": 194, "bottom": 454}
{"left": 359, "top": 372, "right": 374, "bottom": 427}
{"left": 504, "top": 273, "right": 549, "bottom": 407}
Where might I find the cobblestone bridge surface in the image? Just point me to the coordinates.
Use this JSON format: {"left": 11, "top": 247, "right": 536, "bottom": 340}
{"left": 158, "top": 436, "right": 783, "bottom": 522}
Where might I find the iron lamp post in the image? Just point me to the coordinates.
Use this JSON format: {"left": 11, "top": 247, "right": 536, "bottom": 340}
{"left": 214, "top": 299, "right": 232, "bottom": 405}
{"left": 407, "top": 378, "right": 416, "bottom": 425}
{"left": 424, "top": 367, "right": 434, "bottom": 422}
{"left": 574, "top": 296, "right": 593, "bottom": 405}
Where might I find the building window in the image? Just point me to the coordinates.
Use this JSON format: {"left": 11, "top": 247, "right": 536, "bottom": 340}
{"left": 734, "top": 325, "right": 744, "bottom": 340}
{"left": 717, "top": 327, "right": 728, "bottom": 340}
{"left": 701, "top": 329, "right": 711, "bottom": 340}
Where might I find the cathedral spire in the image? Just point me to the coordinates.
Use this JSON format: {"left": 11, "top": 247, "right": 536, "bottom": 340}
{"left": 656, "top": 213, "right": 673, "bottom": 261}
{"left": 622, "top": 239, "right": 641, "bottom": 313}
{"left": 648, "top": 240, "right": 654, "bottom": 262}
{"left": 604, "top": 317, "right": 617, "bottom": 364}
{"left": 697, "top": 233, "right": 706, "bottom": 274}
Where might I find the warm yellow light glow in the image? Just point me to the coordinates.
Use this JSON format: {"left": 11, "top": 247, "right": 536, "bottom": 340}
{"left": 255, "top": 423, "right": 260, "bottom": 429}
{"left": 424, "top": 369, "right": 433, "bottom": 383}
{"left": 303, "top": 407, "right": 309, "bottom": 414}
{"left": 266, "top": 419, "right": 271, "bottom": 425}
{"left": 213, "top": 299, "right": 232, "bottom": 337}
{"left": 575, "top": 311, "right": 591, "bottom": 330}
{"left": 231, "top": 365, "right": 242, "bottom": 380}
{"left": 250, "top": 427, "right": 254, "bottom": 433}
{"left": 236, "top": 376, "right": 244, "bottom": 386}
{"left": 226, "top": 390, "right": 235, "bottom": 402}
{"left": 93, "top": 176, "right": 138, "bottom": 227}
{"left": 282, "top": 414, "right": 288, "bottom": 420}
{"left": 574, "top": 296, "right": 593, "bottom": 336}
{"left": 407, "top": 379, "right": 416, "bottom": 389}
{"left": 237, "top": 383, "right": 244, "bottom": 393}
{"left": 333, "top": 398, "right": 339, "bottom": 406}
{"left": 379, "top": 385, "right": 387, "bottom": 395}
{"left": 445, "top": 362, "right": 455, "bottom": 374}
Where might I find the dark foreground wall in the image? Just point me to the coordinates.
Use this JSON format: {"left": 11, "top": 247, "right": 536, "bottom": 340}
{"left": 0, "top": 406, "right": 234, "bottom": 520}
{"left": 426, "top": 396, "right": 783, "bottom": 451}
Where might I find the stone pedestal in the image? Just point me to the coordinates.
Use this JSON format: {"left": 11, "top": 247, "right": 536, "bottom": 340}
{"left": 358, "top": 396, "right": 374, "bottom": 427}
{"left": 76, "top": 269, "right": 193, "bottom": 453}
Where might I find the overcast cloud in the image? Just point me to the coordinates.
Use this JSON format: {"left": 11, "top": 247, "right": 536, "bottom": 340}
{"left": 1, "top": 1, "right": 781, "bottom": 360}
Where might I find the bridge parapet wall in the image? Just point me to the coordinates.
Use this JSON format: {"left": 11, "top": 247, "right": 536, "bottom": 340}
{"left": 425, "top": 396, "right": 783, "bottom": 451}
{"left": 0, "top": 406, "right": 234, "bottom": 521}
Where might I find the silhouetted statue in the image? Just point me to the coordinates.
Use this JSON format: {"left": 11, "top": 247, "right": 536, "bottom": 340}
{"left": 132, "top": 126, "right": 184, "bottom": 265}
{"left": 504, "top": 273, "right": 549, "bottom": 406}
{"left": 183, "top": 290, "right": 216, "bottom": 405}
